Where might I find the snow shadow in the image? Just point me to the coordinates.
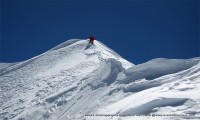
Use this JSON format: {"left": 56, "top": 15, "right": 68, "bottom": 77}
{"left": 103, "top": 59, "right": 124, "bottom": 85}
{"left": 84, "top": 42, "right": 92, "bottom": 50}
{"left": 123, "top": 80, "right": 160, "bottom": 93}
{"left": 45, "top": 86, "right": 77, "bottom": 103}
{"left": 87, "top": 59, "right": 124, "bottom": 90}
{"left": 119, "top": 98, "right": 188, "bottom": 115}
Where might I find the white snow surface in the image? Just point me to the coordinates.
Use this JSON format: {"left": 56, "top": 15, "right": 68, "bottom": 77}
{"left": 0, "top": 39, "right": 199, "bottom": 120}
{"left": 0, "top": 63, "right": 16, "bottom": 71}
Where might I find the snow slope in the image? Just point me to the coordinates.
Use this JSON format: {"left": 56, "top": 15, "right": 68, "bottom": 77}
{"left": 95, "top": 61, "right": 200, "bottom": 120}
{"left": 0, "top": 63, "right": 16, "bottom": 71}
{"left": 0, "top": 39, "right": 199, "bottom": 120}
{"left": 0, "top": 39, "right": 133, "bottom": 120}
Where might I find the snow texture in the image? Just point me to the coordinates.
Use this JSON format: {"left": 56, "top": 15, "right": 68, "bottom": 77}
{"left": 0, "top": 39, "right": 200, "bottom": 120}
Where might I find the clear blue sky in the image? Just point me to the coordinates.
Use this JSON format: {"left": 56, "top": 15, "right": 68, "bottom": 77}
{"left": 0, "top": 0, "right": 199, "bottom": 64}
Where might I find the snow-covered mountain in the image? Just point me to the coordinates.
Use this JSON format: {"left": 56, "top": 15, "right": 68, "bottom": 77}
{"left": 0, "top": 39, "right": 199, "bottom": 120}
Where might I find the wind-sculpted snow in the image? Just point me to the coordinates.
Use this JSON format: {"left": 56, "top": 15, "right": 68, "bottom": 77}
{"left": 119, "top": 97, "right": 188, "bottom": 115}
{"left": 0, "top": 63, "right": 14, "bottom": 70}
{"left": 0, "top": 63, "right": 17, "bottom": 75}
{"left": 103, "top": 59, "right": 124, "bottom": 85}
{"left": 0, "top": 39, "right": 133, "bottom": 120}
{"left": 0, "top": 39, "right": 200, "bottom": 120}
{"left": 122, "top": 79, "right": 160, "bottom": 93}
{"left": 45, "top": 85, "right": 77, "bottom": 103}
{"left": 50, "top": 39, "right": 81, "bottom": 50}
{"left": 95, "top": 62, "right": 200, "bottom": 120}
{"left": 122, "top": 58, "right": 199, "bottom": 84}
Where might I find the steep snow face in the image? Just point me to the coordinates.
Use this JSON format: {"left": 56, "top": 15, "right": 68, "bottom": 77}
{"left": 0, "top": 39, "right": 133, "bottom": 120}
{"left": 0, "top": 39, "right": 199, "bottom": 120}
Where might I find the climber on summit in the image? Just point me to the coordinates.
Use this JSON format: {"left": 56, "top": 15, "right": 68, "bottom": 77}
{"left": 89, "top": 36, "right": 95, "bottom": 44}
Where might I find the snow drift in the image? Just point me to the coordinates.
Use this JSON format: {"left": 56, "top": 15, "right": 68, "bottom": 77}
{"left": 0, "top": 39, "right": 199, "bottom": 120}
{"left": 121, "top": 58, "right": 199, "bottom": 83}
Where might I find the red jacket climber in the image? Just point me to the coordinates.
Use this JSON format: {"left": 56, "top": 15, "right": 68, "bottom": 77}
{"left": 89, "top": 36, "right": 95, "bottom": 44}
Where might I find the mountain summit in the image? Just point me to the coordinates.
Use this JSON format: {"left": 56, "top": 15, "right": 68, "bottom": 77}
{"left": 0, "top": 39, "right": 200, "bottom": 120}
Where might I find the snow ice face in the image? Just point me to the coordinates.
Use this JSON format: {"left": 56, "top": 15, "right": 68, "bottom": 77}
{"left": 0, "top": 39, "right": 199, "bottom": 120}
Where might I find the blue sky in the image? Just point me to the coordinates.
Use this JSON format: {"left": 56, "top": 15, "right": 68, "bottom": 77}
{"left": 0, "top": 0, "right": 199, "bottom": 64}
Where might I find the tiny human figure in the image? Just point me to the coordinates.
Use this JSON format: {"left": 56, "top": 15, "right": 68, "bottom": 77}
{"left": 89, "top": 36, "right": 95, "bottom": 44}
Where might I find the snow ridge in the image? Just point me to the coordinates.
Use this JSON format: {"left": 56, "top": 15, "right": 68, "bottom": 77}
{"left": 0, "top": 39, "right": 200, "bottom": 120}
